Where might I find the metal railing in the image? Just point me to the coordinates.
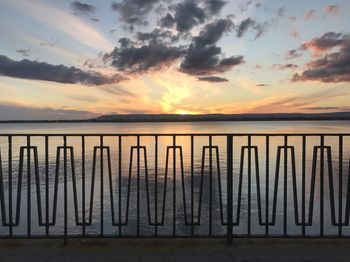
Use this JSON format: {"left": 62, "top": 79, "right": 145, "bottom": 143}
{"left": 0, "top": 133, "right": 349, "bottom": 243}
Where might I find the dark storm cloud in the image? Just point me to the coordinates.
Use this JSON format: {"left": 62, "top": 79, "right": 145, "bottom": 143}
{"left": 103, "top": 40, "right": 185, "bottom": 74}
{"left": 236, "top": 18, "right": 267, "bottom": 39}
{"left": 70, "top": 1, "right": 98, "bottom": 21}
{"left": 0, "top": 55, "right": 125, "bottom": 86}
{"left": 16, "top": 49, "right": 30, "bottom": 57}
{"left": 111, "top": 0, "right": 160, "bottom": 29}
{"left": 292, "top": 32, "right": 350, "bottom": 83}
{"left": 198, "top": 76, "right": 228, "bottom": 82}
{"left": 180, "top": 18, "right": 244, "bottom": 76}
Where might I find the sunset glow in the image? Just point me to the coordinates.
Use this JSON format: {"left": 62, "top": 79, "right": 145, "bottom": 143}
{"left": 0, "top": 0, "right": 349, "bottom": 120}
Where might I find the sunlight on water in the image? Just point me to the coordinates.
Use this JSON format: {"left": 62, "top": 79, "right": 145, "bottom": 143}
{"left": 0, "top": 120, "right": 350, "bottom": 134}
{"left": 0, "top": 121, "right": 349, "bottom": 237}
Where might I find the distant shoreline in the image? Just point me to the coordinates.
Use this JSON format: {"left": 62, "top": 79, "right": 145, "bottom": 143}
{"left": 1, "top": 112, "right": 350, "bottom": 123}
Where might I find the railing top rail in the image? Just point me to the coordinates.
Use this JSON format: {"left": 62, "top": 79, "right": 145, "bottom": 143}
{"left": 0, "top": 133, "right": 350, "bottom": 136}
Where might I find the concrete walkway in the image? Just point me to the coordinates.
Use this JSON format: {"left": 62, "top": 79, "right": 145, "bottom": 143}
{"left": 1, "top": 238, "right": 350, "bottom": 261}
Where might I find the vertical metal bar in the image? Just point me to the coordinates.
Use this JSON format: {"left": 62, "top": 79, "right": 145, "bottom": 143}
{"left": 339, "top": 136, "right": 343, "bottom": 236}
{"left": 155, "top": 136, "right": 158, "bottom": 236}
{"left": 320, "top": 135, "right": 324, "bottom": 236}
{"left": 82, "top": 136, "right": 86, "bottom": 237}
{"left": 100, "top": 136, "right": 104, "bottom": 236}
{"left": 45, "top": 136, "right": 49, "bottom": 236}
{"left": 283, "top": 136, "right": 288, "bottom": 236}
{"left": 173, "top": 135, "right": 176, "bottom": 236}
{"left": 137, "top": 135, "right": 140, "bottom": 237}
{"left": 265, "top": 136, "right": 269, "bottom": 236}
{"left": 227, "top": 135, "right": 233, "bottom": 244}
{"left": 209, "top": 136, "right": 213, "bottom": 236}
{"left": 27, "top": 136, "right": 31, "bottom": 237}
{"left": 191, "top": 136, "right": 194, "bottom": 237}
{"left": 247, "top": 136, "right": 251, "bottom": 236}
{"left": 118, "top": 136, "right": 122, "bottom": 236}
{"left": 302, "top": 136, "right": 306, "bottom": 237}
{"left": 63, "top": 136, "right": 68, "bottom": 244}
{"left": 8, "top": 136, "right": 13, "bottom": 236}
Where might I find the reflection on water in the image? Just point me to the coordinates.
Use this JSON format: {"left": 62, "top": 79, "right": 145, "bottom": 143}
{"left": 0, "top": 121, "right": 349, "bottom": 237}
{"left": 1, "top": 120, "right": 350, "bottom": 134}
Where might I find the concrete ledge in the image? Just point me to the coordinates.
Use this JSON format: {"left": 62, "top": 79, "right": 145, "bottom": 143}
{"left": 1, "top": 238, "right": 350, "bottom": 261}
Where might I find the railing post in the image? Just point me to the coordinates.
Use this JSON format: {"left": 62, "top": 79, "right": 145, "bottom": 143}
{"left": 227, "top": 135, "right": 233, "bottom": 244}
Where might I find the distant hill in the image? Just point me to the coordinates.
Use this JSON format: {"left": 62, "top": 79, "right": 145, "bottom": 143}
{"left": 93, "top": 112, "right": 350, "bottom": 122}
{"left": 1, "top": 112, "right": 350, "bottom": 123}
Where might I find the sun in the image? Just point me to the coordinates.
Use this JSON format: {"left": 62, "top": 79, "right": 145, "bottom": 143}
{"left": 175, "top": 109, "right": 196, "bottom": 115}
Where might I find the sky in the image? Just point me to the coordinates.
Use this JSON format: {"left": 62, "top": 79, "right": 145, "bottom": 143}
{"left": 0, "top": 0, "right": 349, "bottom": 120}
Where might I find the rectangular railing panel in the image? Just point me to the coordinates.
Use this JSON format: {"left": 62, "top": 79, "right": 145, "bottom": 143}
{"left": 0, "top": 134, "right": 349, "bottom": 242}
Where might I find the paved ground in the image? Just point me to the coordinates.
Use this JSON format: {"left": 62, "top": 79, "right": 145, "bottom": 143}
{"left": 1, "top": 238, "right": 350, "bottom": 261}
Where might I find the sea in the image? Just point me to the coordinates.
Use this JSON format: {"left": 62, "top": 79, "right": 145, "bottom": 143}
{"left": 0, "top": 120, "right": 349, "bottom": 237}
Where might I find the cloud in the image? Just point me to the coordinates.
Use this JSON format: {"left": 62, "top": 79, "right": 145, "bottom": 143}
{"left": 256, "top": 83, "right": 269, "bottom": 87}
{"left": 180, "top": 47, "right": 244, "bottom": 75}
{"left": 272, "top": 63, "right": 299, "bottom": 70}
{"left": 16, "top": 48, "right": 30, "bottom": 57}
{"left": 286, "top": 49, "right": 302, "bottom": 59}
{"left": 103, "top": 39, "right": 185, "bottom": 74}
{"left": 159, "top": 13, "right": 176, "bottom": 28}
{"left": 158, "top": 0, "right": 227, "bottom": 33}
{"left": 292, "top": 32, "right": 350, "bottom": 83}
{"left": 100, "top": 86, "right": 137, "bottom": 97}
{"left": 289, "top": 31, "right": 300, "bottom": 39}
{"left": 71, "top": 1, "right": 96, "bottom": 15}
{"left": 0, "top": 102, "right": 98, "bottom": 120}
{"left": 136, "top": 28, "right": 179, "bottom": 44}
{"left": 197, "top": 76, "right": 228, "bottom": 82}
{"left": 204, "top": 0, "right": 227, "bottom": 15}
{"left": 168, "top": 1, "right": 206, "bottom": 33}
{"left": 324, "top": 5, "right": 340, "bottom": 15}
{"left": 0, "top": 55, "right": 125, "bottom": 86}
{"left": 300, "top": 32, "right": 348, "bottom": 55}
{"left": 104, "top": 18, "right": 242, "bottom": 79}
{"left": 180, "top": 18, "right": 244, "bottom": 76}
{"left": 277, "top": 6, "right": 287, "bottom": 17}
{"left": 304, "top": 106, "right": 350, "bottom": 111}
{"left": 192, "top": 18, "right": 234, "bottom": 46}
{"left": 70, "top": 1, "right": 99, "bottom": 22}
{"left": 7, "top": 0, "right": 113, "bottom": 51}
{"left": 236, "top": 18, "right": 268, "bottom": 39}
{"left": 40, "top": 42, "right": 55, "bottom": 47}
{"left": 111, "top": 0, "right": 160, "bottom": 29}
{"left": 304, "top": 10, "right": 316, "bottom": 20}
